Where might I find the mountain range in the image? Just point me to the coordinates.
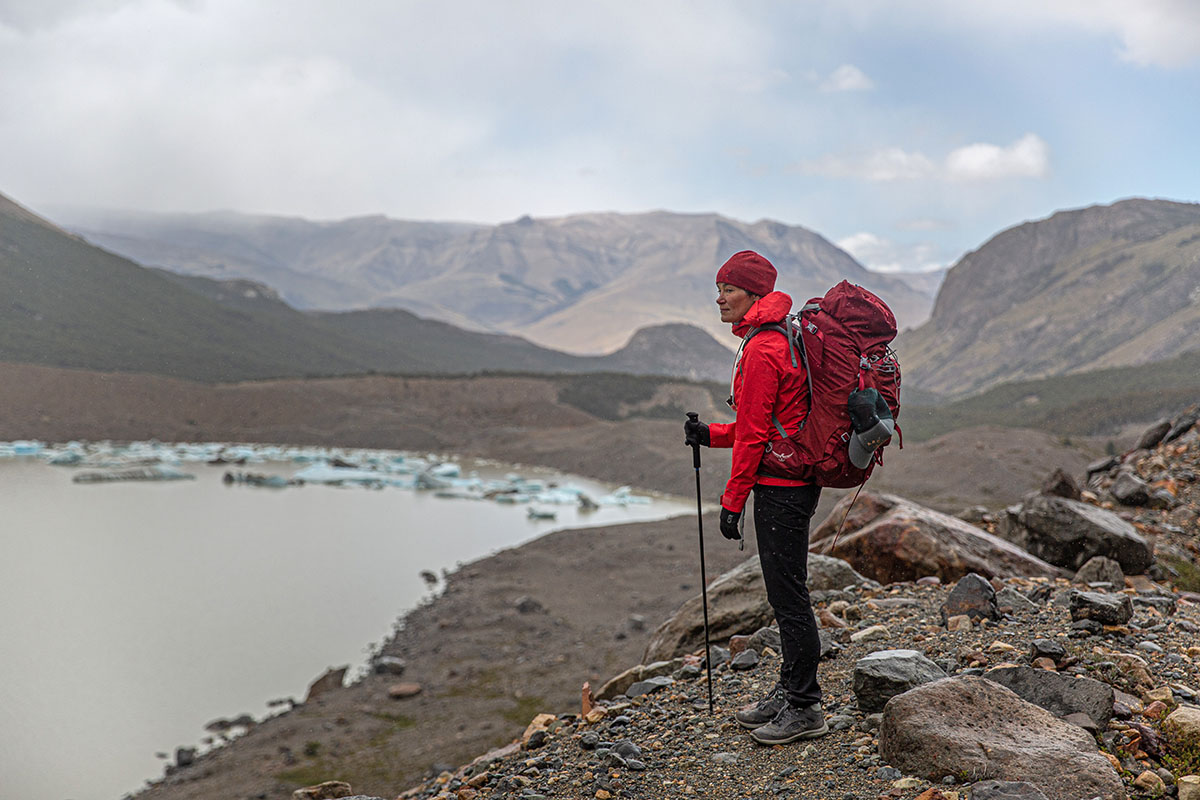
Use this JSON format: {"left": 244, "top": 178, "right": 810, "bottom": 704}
{"left": 10, "top": 191, "right": 1200, "bottom": 413}
{"left": 46, "top": 206, "right": 939, "bottom": 354}
{"left": 0, "top": 193, "right": 733, "bottom": 383}
{"left": 900, "top": 197, "right": 1200, "bottom": 398}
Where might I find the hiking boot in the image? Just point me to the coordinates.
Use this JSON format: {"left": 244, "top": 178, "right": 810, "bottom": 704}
{"left": 733, "top": 683, "right": 787, "bottom": 729}
{"left": 749, "top": 701, "right": 828, "bottom": 745}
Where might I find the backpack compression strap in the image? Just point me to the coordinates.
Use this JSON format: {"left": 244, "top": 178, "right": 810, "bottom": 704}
{"left": 743, "top": 315, "right": 816, "bottom": 439}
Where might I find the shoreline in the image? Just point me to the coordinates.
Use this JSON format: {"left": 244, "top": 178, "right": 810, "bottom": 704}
{"left": 1, "top": 438, "right": 701, "bottom": 800}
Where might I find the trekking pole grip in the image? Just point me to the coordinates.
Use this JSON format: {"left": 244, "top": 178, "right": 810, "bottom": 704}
{"left": 686, "top": 412, "right": 701, "bottom": 469}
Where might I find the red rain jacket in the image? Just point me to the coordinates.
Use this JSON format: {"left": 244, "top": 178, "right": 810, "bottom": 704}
{"left": 708, "top": 291, "right": 811, "bottom": 513}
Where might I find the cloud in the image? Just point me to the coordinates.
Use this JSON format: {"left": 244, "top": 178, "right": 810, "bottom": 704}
{"left": 820, "top": 64, "right": 874, "bottom": 92}
{"left": 797, "top": 147, "right": 936, "bottom": 181}
{"left": 945, "top": 133, "right": 1049, "bottom": 180}
{"left": 798, "top": 134, "right": 1049, "bottom": 183}
{"left": 836, "top": 232, "right": 946, "bottom": 273}
{"left": 924, "top": 0, "right": 1200, "bottom": 69}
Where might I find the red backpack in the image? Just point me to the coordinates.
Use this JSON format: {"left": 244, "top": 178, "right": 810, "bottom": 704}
{"left": 746, "top": 281, "right": 901, "bottom": 488}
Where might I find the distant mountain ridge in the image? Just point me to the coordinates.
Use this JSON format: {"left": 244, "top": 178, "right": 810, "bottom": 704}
{"left": 49, "top": 206, "right": 936, "bottom": 354}
{"left": 0, "top": 192, "right": 735, "bottom": 383}
{"left": 899, "top": 198, "right": 1200, "bottom": 399}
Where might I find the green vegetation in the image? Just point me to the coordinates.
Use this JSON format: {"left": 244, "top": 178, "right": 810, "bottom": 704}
{"left": 1163, "top": 731, "right": 1200, "bottom": 778}
{"left": 900, "top": 348, "right": 1200, "bottom": 442}
{"left": 276, "top": 762, "right": 339, "bottom": 787}
{"left": 500, "top": 695, "right": 548, "bottom": 726}
{"left": 554, "top": 373, "right": 728, "bottom": 421}
{"left": 1161, "top": 555, "right": 1200, "bottom": 594}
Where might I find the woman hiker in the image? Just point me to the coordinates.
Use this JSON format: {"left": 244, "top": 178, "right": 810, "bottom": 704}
{"left": 682, "top": 250, "right": 829, "bottom": 745}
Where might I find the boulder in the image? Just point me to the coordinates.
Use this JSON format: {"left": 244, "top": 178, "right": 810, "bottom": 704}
{"left": 1165, "top": 409, "right": 1199, "bottom": 443}
{"left": 852, "top": 649, "right": 947, "bottom": 713}
{"left": 304, "top": 666, "right": 348, "bottom": 702}
{"left": 1134, "top": 419, "right": 1172, "bottom": 451}
{"left": 939, "top": 572, "right": 998, "bottom": 624}
{"left": 1163, "top": 705, "right": 1200, "bottom": 747}
{"left": 810, "top": 492, "right": 1063, "bottom": 584}
{"left": 642, "top": 553, "right": 868, "bottom": 662}
{"left": 1001, "top": 493, "right": 1153, "bottom": 574}
{"left": 1069, "top": 590, "right": 1133, "bottom": 625}
{"left": 983, "top": 665, "right": 1114, "bottom": 728}
{"left": 1041, "top": 468, "right": 1080, "bottom": 500}
{"left": 808, "top": 553, "right": 871, "bottom": 590}
{"left": 878, "top": 676, "right": 1125, "bottom": 800}
{"left": 1073, "top": 556, "right": 1125, "bottom": 587}
{"left": 1110, "top": 471, "right": 1151, "bottom": 506}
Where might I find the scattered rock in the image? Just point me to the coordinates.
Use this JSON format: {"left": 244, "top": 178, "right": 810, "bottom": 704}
{"left": 982, "top": 665, "right": 1114, "bottom": 728}
{"left": 808, "top": 553, "right": 872, "bottom": 590}
{"left": 1041, "top": 468, "right": 1080, "bottom": 500}
{"left": 514, "top": 596, "right": 544, "bottom": 614}
{"left": 748, "top": 626, "right": 782, "bottom": 654}
{"left": 1110, "top": 471, "right": 1151, "bottom": 506}
{"left": 1135, "top": 419, "right": 1173, "bottom": 451}
{"left": 995, "top": 586, "right": 1038, "bottom": 614}
{"left": 939, "top": 572, "right": 999, "bottom": 624}
{"left": 373, "top": 656, "right": 407, "bottom": 676}
{"left": 878, "top": 676, "right": 1124, "bottom": 800}
{"left": 1068, "top": 590, "right": 1133, "bottom": 625}
{"left": 946, "top": 614, "right": 972, "bottom": 631}
{"left": 305, "top": 666, "right": 348, "bottom": 702}
{"left": 292, "top": 781, "right": 353, "bottom": 800}
{"left": 852, "top": 649, "right": 947, "bottom": 712}
{"left": 387, "top": 682, "right": 422, "bottom": 700}
{"left": 1029, "top": 639, "right": 1066, "bottom": 664}
{"left": 1178, "top": 775, "right": 1200, "bottom": 800}
{"left": 1163, "top": 705, "right": 1200, "bottom": 746}
{"left": 1073, "top": 556, "right": 1125, "bottom": 587}
{"left": 1133, "top": 770, "right": 1166, "bottom": 794}
{"left": 175, "top": 746, "right": 196, "bottom": 768}
{"left": 625, "top": 675, "right": 674, "bottom": 697}
{"left": 730, "top": 649, "right": 759, "bottom": 670}
{"left": 849, "top": 624, "right": 890, "bottom": 643}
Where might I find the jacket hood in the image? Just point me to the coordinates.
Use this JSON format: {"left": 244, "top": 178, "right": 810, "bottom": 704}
{"left": 732, "top": 290, "right": 793, "bottom": 336}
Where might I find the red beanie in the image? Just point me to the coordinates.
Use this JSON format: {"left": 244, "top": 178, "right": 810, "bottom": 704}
{"left": 715, "top": 250, "right": 776, "bottom": 297}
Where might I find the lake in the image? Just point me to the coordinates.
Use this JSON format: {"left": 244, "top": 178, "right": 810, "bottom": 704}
{"left": 0, "top": 441, "right": 691, "bottom": 800}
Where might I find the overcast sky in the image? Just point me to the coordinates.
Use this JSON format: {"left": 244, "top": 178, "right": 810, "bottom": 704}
{"left": 2, "top": 1, "right": 1198, "bottom": 272}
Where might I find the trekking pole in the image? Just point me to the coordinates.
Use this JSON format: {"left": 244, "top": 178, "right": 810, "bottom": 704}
{"left": 686, "top": 412, "right": 715, "bottom": 714}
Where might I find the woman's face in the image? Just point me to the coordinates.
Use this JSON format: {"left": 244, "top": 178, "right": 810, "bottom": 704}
{"left": 716, "top": 282, "right": 757, "bottom": 324}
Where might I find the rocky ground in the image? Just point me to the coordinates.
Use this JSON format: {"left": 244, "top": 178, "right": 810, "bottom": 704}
{"left": 135, "top": 407, "right": 1200, "bottom": 800}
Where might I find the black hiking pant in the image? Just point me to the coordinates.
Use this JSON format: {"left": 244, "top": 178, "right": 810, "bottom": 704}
{"left": 753, "top": 483, "right": 823, "bottom": 709}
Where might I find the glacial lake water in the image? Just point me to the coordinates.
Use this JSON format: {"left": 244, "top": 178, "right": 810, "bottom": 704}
{"left": 0, "top": 444, "right": 691, "bottom": 800}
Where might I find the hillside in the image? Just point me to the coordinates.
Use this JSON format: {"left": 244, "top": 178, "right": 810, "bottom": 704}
{"left": 48, "top": 206, "right": 935, "bottom": 353}
{"left": 900, "top": 198, "right": 1200, "bottom": 399}
{"left": 0, "top": 193, "right": 735, "bottom": 383}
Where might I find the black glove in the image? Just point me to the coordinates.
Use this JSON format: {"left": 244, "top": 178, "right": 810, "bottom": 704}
{"left": 847, "top": 388, "right": 883, "bottom": 433}
{"left": 719, "top": 507, "right": 742, "bottom": 540}
{"left": 684, "top": 416, "right": 710, "bottom": 447}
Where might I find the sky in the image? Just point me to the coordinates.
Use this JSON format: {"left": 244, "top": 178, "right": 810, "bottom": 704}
{"left": 2, "top": 0, "right": 1199, "bottom": 273}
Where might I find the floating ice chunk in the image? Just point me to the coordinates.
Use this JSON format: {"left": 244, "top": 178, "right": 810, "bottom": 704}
{"left": 72, "top": 465, "right": 194, "bottom": 483}
{"left": 10, "top": 440, "right": 43, "bottom": 456}
{"left": 429, "top": 463, "right": 461, "bottom": 478}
